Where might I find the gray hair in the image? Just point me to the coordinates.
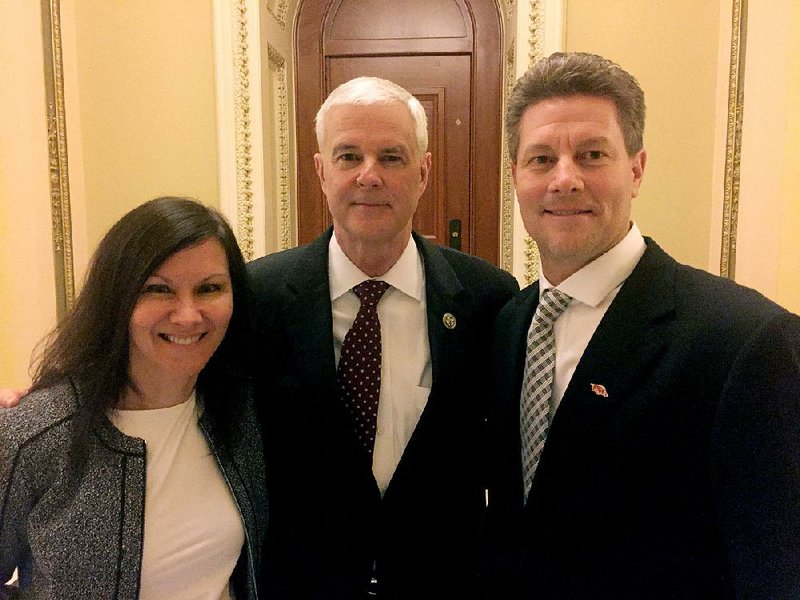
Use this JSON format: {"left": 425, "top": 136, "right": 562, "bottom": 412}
{"left": 506, "top": 52, "right": 645, "bottom": 161}
{"left": 315, "top": 76, "right": 428, "bottom": 155}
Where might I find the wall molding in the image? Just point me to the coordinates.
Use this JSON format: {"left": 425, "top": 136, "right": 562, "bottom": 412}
{"left": 521, "top": 0, "right": 546, "bottom": 286}
{"left": 266, "top": 0, "right": 289, "bottom": 29}
{"left": 231, "top": 0, "right": 255, "bottom": 260}
{"left": 720, "top": 0, "right": 747, "bottom": 279}
{"left": 40, "top": 0, "right": 74, "bottom": 318}
{"left": 267, "top": 44, "right": 294, "bottom": 250}
{"left": 213, "top": 0, "right": 267, "bottom": 259}
{"left": 500, "top": 42, "right": 517, "bottom": 273}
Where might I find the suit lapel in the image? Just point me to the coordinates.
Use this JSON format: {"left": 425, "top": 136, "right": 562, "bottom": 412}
{"left": 497, "top": 282, "right": 540, "bottom": 419}
{"left": 281, "top": 230, "right": 381, "bottom": 491}
{"left": 546, "top": 239, "right": 678, "bottom": 447}
{"left": 491, "top": 282, "right": 539, "bottom": 508}
{"left": 415, "top": 233, "right": 466, "bottom": 388}
{"left": 283, "top": 229, "right": 338, "bottom": 389}
{"left": 383, "top": 235, "right": 467, "bottom": 496}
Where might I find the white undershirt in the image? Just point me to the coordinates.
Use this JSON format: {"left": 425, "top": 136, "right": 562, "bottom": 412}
{"left": 537, "top": 223, "right": 646, "bottom": 416}
{"left": 110, "top": 393, "right": 244, "bottom": 600}
{"left": 329, "top": 234, "right": 431, "bottom": 495}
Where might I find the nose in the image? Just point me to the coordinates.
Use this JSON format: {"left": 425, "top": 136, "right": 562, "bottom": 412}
{"left": 171, "top": 296, "right": 203, "bottom": 326}
{"left": 356, "top": 157, "right": 383, "bottom": 188}
{"left": 548, "top": 158, "right": 584, "bottom": 194}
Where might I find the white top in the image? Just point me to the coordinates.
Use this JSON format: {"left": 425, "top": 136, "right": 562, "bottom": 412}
{"left": 110, "top": 393, "right": 244, "bottom": 600}
{"left": 329, "top": 234, "right": 431, "bottom": 495}
{"left": 537, "top": 223, "right": 646, "bottom": 416}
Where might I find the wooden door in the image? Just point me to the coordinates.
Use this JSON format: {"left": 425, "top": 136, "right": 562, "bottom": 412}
{"left": 295, "top": 0, "right": 503, "bottom": 265}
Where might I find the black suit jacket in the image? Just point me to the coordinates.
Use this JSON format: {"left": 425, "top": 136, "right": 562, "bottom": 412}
{"left": 248, "top": 229, "right": 518, "bottom": 599}
{"left": 484, "top": 238, "right": 800, "bottom": 599}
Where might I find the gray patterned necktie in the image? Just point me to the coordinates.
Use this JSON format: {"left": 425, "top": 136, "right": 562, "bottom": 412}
{"left": 520, "top": 287, "right": 572, "bottom": 501}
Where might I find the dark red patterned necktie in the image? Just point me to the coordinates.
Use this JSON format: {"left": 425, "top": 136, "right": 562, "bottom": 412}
{"left": 337, "top": 279, "right": 390, "bottom": 457}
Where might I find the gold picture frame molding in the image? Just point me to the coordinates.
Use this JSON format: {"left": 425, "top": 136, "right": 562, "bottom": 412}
{"left": 720, "top": 0, "right": 747, "bottom": 280}
{"left": 41, "top": 0, "right": 74, "bottom": 319}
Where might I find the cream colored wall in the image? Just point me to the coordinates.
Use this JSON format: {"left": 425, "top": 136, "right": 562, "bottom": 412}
{"left": 0, "top": 2, "right": 58, "bottom": 388}
{"left": 778, "top": 1, "right": 800, "bottom": 314}
{"left": 735, "top": 0, "right": 799, "bottom": 312}
{"left": 71, "top": 0, "right": 220, "bottom": 253}
{"left": 564, "top": 0, "right": 722, "bottom": 269}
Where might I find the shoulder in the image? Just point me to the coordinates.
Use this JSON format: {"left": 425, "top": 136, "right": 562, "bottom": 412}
{"left": 247, "top": 244, "right": 310, "bottom": 286}
{"left": 248, "top": 243, "right": 313, "bottom": 274}
{"left": 641, "top": 239, "right": 789, "bottom": 337}
{"left": 673, "top": 260, "right": 785, "bottom": 326}
{"left": 247, "top": 231, "right": 330, "bottom": 284}
{"left": 420, "top": 239, "right": 519, "bottom": 298}
{"left": 0, "top": 380, "right": 77, "bottom": 446}
{"left": 0, "top": 381, "right": 77, "bottom": 480}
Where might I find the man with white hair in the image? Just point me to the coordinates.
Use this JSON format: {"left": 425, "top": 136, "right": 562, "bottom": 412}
{"left": 249, "top": 77, "right": 518, "bottom": 598}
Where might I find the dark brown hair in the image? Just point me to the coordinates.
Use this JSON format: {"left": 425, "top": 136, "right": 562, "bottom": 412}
{"left": 506, "top": 52, "right": 646, "bottom": 161}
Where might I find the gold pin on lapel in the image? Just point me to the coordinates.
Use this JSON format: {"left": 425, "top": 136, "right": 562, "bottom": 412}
{"left": 442, "top": 313, "right": 457, "bottom": 329}
{"left": 590, "top": 383, "right": 609, "bottom": 398}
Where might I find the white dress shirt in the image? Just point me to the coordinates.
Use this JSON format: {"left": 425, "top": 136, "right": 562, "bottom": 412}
{"left": 329, "top": 234, "right": 431, "bottom": 495}
{"left": 537, "top": 223, "right": 646, "bottom": 417}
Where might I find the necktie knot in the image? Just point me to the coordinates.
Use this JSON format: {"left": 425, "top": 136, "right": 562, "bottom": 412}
{"left": 353, "top": 280, "right": 390, "bottom": 308}
{"left": 534, "top": 288, "right": 572, "bottom": 325}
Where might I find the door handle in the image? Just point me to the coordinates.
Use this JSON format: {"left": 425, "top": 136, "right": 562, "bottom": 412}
{"left": 448, "top": 219, "right": 462, "bottom": 251}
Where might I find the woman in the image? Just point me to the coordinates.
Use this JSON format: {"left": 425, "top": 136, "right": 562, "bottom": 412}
{"left": 0, "top": 197, "right": 266, "bottom": 599}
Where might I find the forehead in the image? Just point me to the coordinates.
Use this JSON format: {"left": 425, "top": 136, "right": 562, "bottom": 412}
{"left": 519, "top": 95, "right": 624, "bottom": 143}
{"left": 321, "top": 102, "right": 417, "bottom": 151}
{"left": 156, "top": 238, "right": 228, "bottom": 274}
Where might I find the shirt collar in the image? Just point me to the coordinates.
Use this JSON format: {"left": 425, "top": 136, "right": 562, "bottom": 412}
{"left": 329, "top": 233, "right": 424, "bottom": 302}
{"left": 539, "top": 222, "right": 646, "bottom": 308}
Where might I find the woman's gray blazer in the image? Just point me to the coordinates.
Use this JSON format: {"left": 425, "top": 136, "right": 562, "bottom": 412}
{"left": 0, "top": 379, "right": 267, "bottom": 599}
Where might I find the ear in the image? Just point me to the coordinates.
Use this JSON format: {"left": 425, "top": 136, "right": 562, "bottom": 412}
{"left": 314, "top": 153, "right": 325, "bottom": 187}
{"left": 630, "top": 149, "right": 647, "bottom": 198}
{"left": 418, "top": 152, "right": 432, "bottom": 192}
{"left": 314, "top": 152, "right": 325, "bottom": 185}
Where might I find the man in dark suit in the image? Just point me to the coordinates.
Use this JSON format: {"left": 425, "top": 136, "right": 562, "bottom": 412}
{"left": 249, "top": 77, "right": 518, "bottom": 599}
{"left": 483, "top": 52, "right": 800, "bottom": 598}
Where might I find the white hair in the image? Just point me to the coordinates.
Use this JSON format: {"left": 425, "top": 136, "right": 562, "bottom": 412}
{"left": 315, "top": 76, "right": 428, "bottom": 155}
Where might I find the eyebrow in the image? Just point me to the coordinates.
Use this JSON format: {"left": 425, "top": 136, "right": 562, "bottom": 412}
{"left": 381, "top": 146, "right": 408, "bottom": 155}
{"left": 520, "top": 143, "right": 555, "bottom": 155}
{"left": 148, "top": 272, "right": 230, "bottom": 284}
{"left": 575, "top": 136, "right": 612, "bottom": 149}
{"left": 330, "top": 144, "right": 410, "bottom": 156}
{"left": 520, "top": 137, "right": 613, "bottom": 155}
{"left": 331, "top": 144, "right": 359, "bottom": 156}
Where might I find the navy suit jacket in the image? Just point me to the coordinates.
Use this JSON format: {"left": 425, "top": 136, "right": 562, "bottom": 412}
{"left": 248, "top": 229, "right": 518, "bottom": 599}
{"left": 484, "top": 238, "right": 800, "bottom": 599}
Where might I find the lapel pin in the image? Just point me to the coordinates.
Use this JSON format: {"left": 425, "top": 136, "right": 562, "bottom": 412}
{"left": 590, "top": 383, "right": 609, "bottom": 398}
{"left": 442, "top": 313, "right": 457, "bottom": 329}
